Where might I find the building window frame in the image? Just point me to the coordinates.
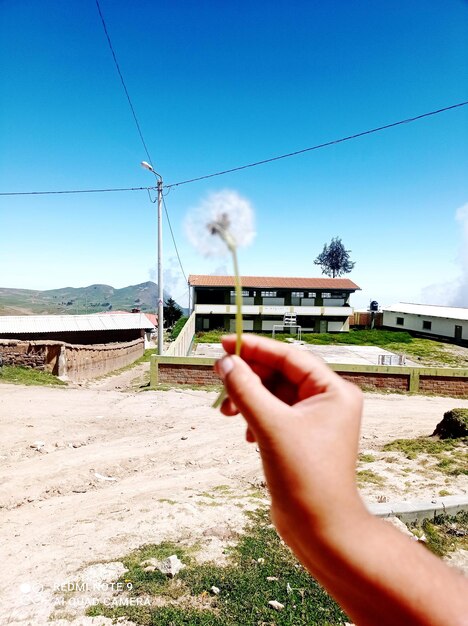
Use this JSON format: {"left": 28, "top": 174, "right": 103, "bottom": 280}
{"left": 396, "top": 316, "right": 404, "bottom": 326}
{"left": 422, "top": 320, "right": 432, "bottom": 330}
{"left": 230, "top": 290, "right": 249, "bottom": 297}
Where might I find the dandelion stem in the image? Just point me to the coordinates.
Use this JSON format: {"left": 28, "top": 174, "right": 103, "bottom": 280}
{"left": 212, "top": 244, "right": 243, "bottom": 408}
{"left": 232, "top": 247, "right": 242, "bottom": 356}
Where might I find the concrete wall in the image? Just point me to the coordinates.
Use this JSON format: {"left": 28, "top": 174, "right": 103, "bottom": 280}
{"left": 383, "top": 311, "right": 468, "bottom": 343}
{"left": 0, "top": 338, "right": 144, "bottom": 381}
{"left": 150, "top": 355, "right": 468, "bottom": 397}
{"left": 165, "top": 311, "right": 196, "bottom": 357}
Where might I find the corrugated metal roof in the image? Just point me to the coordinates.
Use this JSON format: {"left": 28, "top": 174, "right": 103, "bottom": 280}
{"left": 188, "top": 274, "right": 360, "bottom": 290}
{"left": 0, "top": 313, "right": 156, "bottom": 334}
{"left": 383, "top": 303, "right": 468, "bottom": 321}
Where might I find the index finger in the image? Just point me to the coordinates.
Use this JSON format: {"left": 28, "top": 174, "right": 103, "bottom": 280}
{"left": 221, "top": 334, "right": 339, "bottom": 397}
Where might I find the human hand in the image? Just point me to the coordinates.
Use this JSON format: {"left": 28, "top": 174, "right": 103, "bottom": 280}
{"left": 215, "top": 334, "right": 368, "bottom": 549}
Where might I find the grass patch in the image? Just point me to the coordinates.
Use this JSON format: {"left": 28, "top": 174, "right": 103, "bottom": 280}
{"left": 87, "top": 508, "right": 347, "bottom": 625}
{"left": 382, "top": 437, "right": 467, "bottom": 476}
{"left": 412, "top": 511, "right": 468, "bottom": 557}
{"left": 171, "top": 317, "right": 189, "bottom": 340}
{"left": 277, "top": 329, "right": 413, "bottom": 347}
{"left": 194, "top": 329, "right": 467, "bottom": 367}
{"left": 358, "top": 453, "right": 376, "bottom": 463}
{"left": 356, "top": 469, "right": 386, "bottom": 485}
{"left": 0, "top": 365, "right": 67, "bottom": 386}
{"left": 194, "top": 329, "right": 230, "bottom": 343}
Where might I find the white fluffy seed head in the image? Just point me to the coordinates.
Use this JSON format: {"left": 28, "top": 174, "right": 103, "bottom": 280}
{"left": 184, "top": 189, "right": 256, "bottom": 257}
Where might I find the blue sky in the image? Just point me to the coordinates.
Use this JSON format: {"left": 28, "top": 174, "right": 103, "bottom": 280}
{"left": 1, "top": 0, "right": 467, "bottom": 309}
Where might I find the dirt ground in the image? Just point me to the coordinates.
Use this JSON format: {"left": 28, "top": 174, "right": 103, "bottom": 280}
{"left": 1, "top": 364, "right": 467, "bottom": 625}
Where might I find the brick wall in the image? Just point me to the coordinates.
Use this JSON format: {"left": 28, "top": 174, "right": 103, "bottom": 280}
{"left": 158, "top": 363, "right": 220, "bottom": 385}
{"left": 419, "top": 376, "right": 468, "bottom": 397}
{"left": 339, "top": 372, "right": 409, "bottom": 391}
{"left": 152, "top": 357, "right": 468, "bottom": 397}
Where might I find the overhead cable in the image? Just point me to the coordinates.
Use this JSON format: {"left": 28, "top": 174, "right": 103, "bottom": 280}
{"left": 1, "top": 101, "right": 467, "bottom": 197}
{"left": 95, "top": 0, "right": 187, "bottom": 282}
{"left": 0, "top": 186, "right": 152, "bottom": 196}
{"left": 165, "top": 101, "right": 468, "bottom": 188}
{"left": 162, "top": 195, "right": 187, "bottom": 283}
{"left": 95, "top": 0, "right": 153, "bottom": 166}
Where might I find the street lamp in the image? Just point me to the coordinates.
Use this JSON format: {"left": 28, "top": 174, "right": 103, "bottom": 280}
{"left": 141, "top": 161, "right": 164, "bottom": 355}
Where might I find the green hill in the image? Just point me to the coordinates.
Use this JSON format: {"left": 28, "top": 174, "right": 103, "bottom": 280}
{"left": 0, "top": 282, "right": 179, "bottom": 315}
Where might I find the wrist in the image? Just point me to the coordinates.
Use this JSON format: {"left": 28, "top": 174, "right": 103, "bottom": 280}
{"left": 273, "top": 492, "right": 371, "bottom": 568}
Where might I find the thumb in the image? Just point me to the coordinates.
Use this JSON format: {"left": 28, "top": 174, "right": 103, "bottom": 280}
{"left": 215, "top": 355, "right": 285, "bottom": 435}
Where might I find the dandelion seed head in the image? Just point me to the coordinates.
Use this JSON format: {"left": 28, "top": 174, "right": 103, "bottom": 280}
{"left": 185, "top": 190, "right": 256, "bottom": 257}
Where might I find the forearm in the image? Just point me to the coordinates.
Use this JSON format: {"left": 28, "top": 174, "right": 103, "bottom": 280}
{"left": 284, "top": 508, "right": 468, "bottom": 626}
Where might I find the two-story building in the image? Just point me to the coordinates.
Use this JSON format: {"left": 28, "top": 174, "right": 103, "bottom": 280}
{"left": 188, "top": 275, "right": 360, "bottom": 333}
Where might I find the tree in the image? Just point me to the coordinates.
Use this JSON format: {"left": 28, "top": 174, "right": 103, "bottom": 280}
{"left": 314, "top": 237, "right": 355, "bottom": 278}
{"left": 163, "top": 297, "right": 182, "bottom": 328}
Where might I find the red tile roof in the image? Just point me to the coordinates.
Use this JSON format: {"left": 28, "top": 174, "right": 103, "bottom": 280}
{"left": 188, "top": 275, "right": 360, "bottom": 290}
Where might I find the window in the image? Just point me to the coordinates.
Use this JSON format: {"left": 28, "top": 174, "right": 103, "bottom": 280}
{"left": 322, "top": 292, "right": 331, "bottom": 298}
{"left": 291, "top": 292, "right": 304, "bottom": 298}
{"left": 396, "top": 317, "right": 404, "bottom": 326}
{"left": 308, "top": 292, "right": 316, "bottom": 298}
{"left": 422, "top": 320, "right": 432, "bottom": 330}
{"left": 261, "top": 291, "right": 277, "bottom": 297}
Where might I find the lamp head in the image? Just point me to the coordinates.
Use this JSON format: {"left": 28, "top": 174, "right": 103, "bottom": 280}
{"left": 141, "top": 161, "right": 154, "bottom": 172}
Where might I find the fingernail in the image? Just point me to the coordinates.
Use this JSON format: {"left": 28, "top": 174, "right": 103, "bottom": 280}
{"left": 216, "top": 356, "right": 234, "bottom": 380}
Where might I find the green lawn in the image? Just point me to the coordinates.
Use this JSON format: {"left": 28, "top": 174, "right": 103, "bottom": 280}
{"left": 194, "top": 329, "right": 467, "bottom": 368}
{"left": 86, "top": 508, "right": 347, "bottom": 625}
{"left": 0, "top": 365, "right": 66, "bottom": 386}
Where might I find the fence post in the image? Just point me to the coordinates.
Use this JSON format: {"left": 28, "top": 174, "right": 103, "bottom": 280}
{"left": 150, "top": 355, "right": 159, "bottom": 387}
{"left": 408, "top": 369, "right": 420, "bottom": 393}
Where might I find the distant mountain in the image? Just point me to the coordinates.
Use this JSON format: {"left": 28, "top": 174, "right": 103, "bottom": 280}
{"left": 0, "top": 282, "right": 183, "bottom": 315}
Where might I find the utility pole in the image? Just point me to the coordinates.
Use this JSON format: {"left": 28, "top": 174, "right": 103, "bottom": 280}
{"left": 156, "top": 177, "right": 164, "bottom": 355}
{"left": 141, "top": 161, "right": 164, "bottom": 355}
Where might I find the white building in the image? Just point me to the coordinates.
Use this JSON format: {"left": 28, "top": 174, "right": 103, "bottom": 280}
{"left": 382, "top": 303, "right": 468, "bottom": 344}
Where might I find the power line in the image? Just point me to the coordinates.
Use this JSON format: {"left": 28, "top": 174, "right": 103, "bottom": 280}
{"left": 95, "top": 0, "right": 153, "bottom": 166}
{"left": 165, "top": 101, "right": 468, "bottom": 188}
{"left": 1, "top": 101, "right": 467, "bottom": 198}
{"left": 95, "top": 0, "right": 187, "bottom": 283}
{"left": 0, "top": 186, "right": 151, "bottom": 197}
{"left": 162, "top": 195, "right": 187, "bottom": 283}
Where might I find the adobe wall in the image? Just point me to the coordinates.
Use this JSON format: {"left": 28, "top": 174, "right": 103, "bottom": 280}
{"left": 0, "top": 340, "right": 50, "bottom": 369}
{"left": 62, "top": 339, "right": 144, "bottom": 381}
{"left": 0, "top": 338, "right": 144, "bottom": 381}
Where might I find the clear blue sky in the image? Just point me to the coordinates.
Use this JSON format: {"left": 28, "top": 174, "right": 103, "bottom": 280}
{"left": 1, "top": 0, "right": 467, "bottom": 309}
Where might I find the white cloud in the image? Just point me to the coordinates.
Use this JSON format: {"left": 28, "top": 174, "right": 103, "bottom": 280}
{"left": 451, "top": 202, "right": 468, "bottom": 307}
{"left": 420, "top": 202, "right": 468, "bottom": 307}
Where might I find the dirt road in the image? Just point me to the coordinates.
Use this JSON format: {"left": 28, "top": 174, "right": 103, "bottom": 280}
{"left": 1, "top": 378, "right": 467, "bottom": 625}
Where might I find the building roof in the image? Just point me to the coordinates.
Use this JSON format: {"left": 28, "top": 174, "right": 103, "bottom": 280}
{"left": 0, "top": 312, "right": 156, "bottom": 334}
{"left": 144, "top": 313, "right": 158, "bottom": 327}
{"left": 188, "top": 275, "right": 360, "bottom": 290}
{"left": 383, "top": 303, "right": 468, "bottom": 321}
{"left": 99, "top": 310, "right": 158, "bottom": 327}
